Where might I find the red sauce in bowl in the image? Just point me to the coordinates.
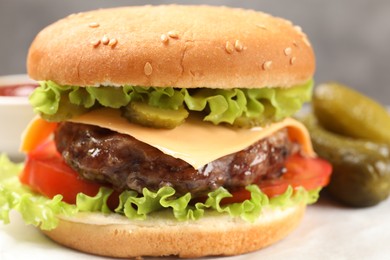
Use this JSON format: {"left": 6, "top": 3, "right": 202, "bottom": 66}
{"left": 0, "top": 84, "right": 38, "bottom": 97}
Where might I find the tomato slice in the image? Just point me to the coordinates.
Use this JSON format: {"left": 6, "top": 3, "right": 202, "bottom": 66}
{"left": 20, "top": 141, "right": 102, "bottom": 204}
{"left": 221, "top": 154, "right": 332, "bottom": 204}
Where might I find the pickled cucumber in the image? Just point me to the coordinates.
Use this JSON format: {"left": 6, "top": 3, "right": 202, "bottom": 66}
{"left": 41, "top": 95, "right": 90, "bottom": 122}
{"left": 301, "top": 114, "right": 390, "bottom": 207}
{"left": 313, "top": 82, "right": 390, "bottom": 144}
{"left": 122, "top": 102, "right": 189, "bottom": 129}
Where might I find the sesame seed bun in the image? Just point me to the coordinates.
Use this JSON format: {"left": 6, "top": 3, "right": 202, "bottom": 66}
{"left": 42, "top": 203, "right": 305, "bottom": 258}
{"left": 27, "top": 5, "right": 315, "bottom": 88}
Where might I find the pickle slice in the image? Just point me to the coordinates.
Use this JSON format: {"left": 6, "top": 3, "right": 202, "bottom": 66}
{"left": 313, "top": 82, "right": 390, "bottom": 144}
{"left": 41, "top": 95, "right": 89, "bottom": 122}
{"left": 122, "top": 102, "right": 189, "bottom": 129}
{"left": 233, "top": 116, "right": 273, "bottom": 128}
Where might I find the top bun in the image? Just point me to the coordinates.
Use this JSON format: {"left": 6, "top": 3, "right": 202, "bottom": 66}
{"left": 27, "top": 5, "right": 315, "bottom": 89}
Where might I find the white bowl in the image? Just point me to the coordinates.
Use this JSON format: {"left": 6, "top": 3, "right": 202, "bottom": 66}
{"left": 0, "top": 74, "right": 37, "bottom": 160}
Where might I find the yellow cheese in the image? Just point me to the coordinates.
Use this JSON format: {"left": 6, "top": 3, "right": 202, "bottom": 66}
{"left": 67, "top": 108, "right": 314, "bottom": 169}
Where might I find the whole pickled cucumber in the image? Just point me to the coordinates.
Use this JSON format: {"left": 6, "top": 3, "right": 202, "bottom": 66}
{"left": 301, "top": 114, "right": 390, "bottom": 207}
{"left": 313, "top": 82, "right": 390, "bottom": 144}
{"left": 122, "top": 101, "right": 189, "bottom": 129}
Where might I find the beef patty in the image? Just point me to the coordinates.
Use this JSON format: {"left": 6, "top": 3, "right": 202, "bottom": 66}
{"left": 55, "top": 122, "right": 296, "bottom": 197}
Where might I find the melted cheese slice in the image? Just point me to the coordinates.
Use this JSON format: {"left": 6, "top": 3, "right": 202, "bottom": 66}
{"left": 65, "top": 108, "right": 314, "bottom": 169}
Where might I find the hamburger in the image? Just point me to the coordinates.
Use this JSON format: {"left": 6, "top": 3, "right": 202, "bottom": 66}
{"left": 1, "top": 5, "right": 331, "bottom": 258}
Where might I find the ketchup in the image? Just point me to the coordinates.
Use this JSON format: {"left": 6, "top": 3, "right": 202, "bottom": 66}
{"left": 0, "top": 83, "right": 38, "bottom": 97}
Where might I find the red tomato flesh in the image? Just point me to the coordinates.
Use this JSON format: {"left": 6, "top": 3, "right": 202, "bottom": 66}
{"left": 20, "top": 141, "right": 102, "bottom": 204}
{"left": 221, "top": 154, "right": 332, "bottom": 204}
{"left": 20, "top": 140, "right": 332, "bottom": 206}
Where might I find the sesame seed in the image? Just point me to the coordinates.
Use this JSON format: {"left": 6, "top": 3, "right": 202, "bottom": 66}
{"left": 225, "top": 41, "right": 234, "bottom": 54}
{"left": 256, "top": 24, "right": 267, "bottom": 30}
{"left": 234, "top": 40, "right": 244, "bottom": 52}
{"left": 108, "top": 38, "right": 117, "bottom": 47}
{"left": 303, "top": 37, "right": 311, "bottom": 47}
{"left": 284, "top": 47, "right": 292, "bottom": 56}
{"left": 294, "top": 25, "right": 303, "bottom": 33}
{"left": 144, "top": 62, "right": 153, "bottom": 76}
{"left": 168, "top": 31, "right": 179, "bottom": 39}
{"left": 290, "top": 57, "right": 296, "bottom": 65}
{"left": 90, "top": 39, "right": 100, "bottom": 47}
{"left": 293, "top": 41, "right": 299, "bottom": 47}
{"left": 160, "top": 34, "right": 169, "bottom": 43}
{"left": 101, "top": 35, "right": 109, "bottom": 45}
{"left": 88, "top": 22, "right": 100, "bottom": 28}
{"left": 262, "top": 61, "right": 273, "bottom": 70}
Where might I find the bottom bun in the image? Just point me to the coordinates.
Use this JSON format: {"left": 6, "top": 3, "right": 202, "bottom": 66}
{"left": 42, "top": 203, "right": 305, "bottom": 258}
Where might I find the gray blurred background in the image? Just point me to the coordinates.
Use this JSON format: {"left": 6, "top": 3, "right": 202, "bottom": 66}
{"left": 0, "top": 0, "right": 389, "bottom": 104}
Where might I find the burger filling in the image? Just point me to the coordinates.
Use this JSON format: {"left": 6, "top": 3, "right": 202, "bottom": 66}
{"left": 0, "top": 115, "right": 331, "bottom": 227}
{"left": 55, "top": 122, "right": 297, "bottom": 198}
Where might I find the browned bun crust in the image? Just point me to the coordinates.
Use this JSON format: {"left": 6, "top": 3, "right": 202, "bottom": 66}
{"left": 42, "top": 203, "right": 305, "bottom": 258}
{"left": 27, "top": 5, "right": 314, "bottom": 88}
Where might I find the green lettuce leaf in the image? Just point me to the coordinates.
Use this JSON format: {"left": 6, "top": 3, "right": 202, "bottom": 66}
{"left": 0, "top": 154, "right": 320, "bottom": 231}
{"left": 29, "top": 80, "right": 313, "bottom": 125}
